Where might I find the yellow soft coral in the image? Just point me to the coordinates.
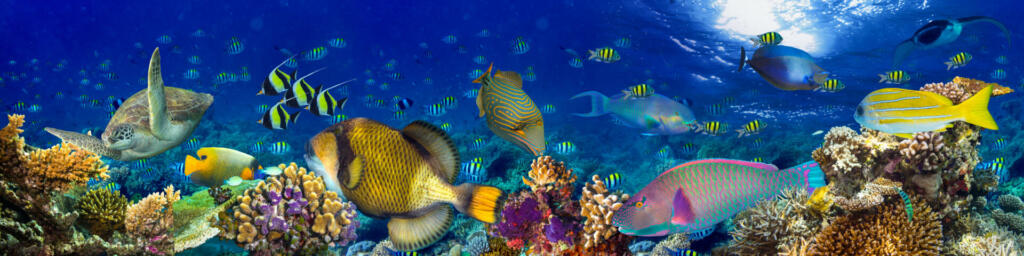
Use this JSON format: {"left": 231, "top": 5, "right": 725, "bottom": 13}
{"left": 580, "top": 174, "right": 629, "bottom": 249}
{"left": 522, "top": 156, "right": 577, "bottom": 192}
{"left": 24, "top": 142, "right": 108, "bottom": 192}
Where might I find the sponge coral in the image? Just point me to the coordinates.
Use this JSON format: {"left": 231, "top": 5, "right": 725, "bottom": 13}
{"left": 214, "top": 162, "right": 359, "bottom": 255}
{"left": 809, "top": 197, "right": 941, "bottom": 255}
{"left": 76, "top": 188, "right": 127, "bottom": 239}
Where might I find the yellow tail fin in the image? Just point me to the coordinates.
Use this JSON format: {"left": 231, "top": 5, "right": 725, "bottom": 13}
{"left": 958, "top": 85, "right": 998, "bottom": 130}
{"left": 455, "top": 184, "right": 504, "bottom": 223}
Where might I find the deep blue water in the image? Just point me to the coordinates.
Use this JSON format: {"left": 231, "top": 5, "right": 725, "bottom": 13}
{"left": 1, "top": 0, "right": 1022, "bottom": 254}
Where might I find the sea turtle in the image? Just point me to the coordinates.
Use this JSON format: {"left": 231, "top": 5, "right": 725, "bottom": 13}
{"left": 45, "top": 48, "right": 213, "bottom": 161}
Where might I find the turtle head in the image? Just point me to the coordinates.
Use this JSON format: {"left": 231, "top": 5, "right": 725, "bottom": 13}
{"left": 106, "top": 124, "right": 136, "bottom": 150}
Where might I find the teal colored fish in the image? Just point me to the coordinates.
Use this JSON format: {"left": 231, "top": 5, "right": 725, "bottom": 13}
{"left": 571, "top": 91, "right": 696, "bottom": 135}
{"left": 612, "top": 159, "right": 825, "bottom": 237}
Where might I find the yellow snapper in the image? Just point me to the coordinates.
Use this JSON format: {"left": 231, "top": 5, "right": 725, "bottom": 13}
{"left": 305, "top": 118, "right": 504, "bottom": 251}
{"left": 184, "top": 147, "right": 261, "bottom": 187}
{"left": 473, "top": 64, "right": 546, "bottom": 156}
{"left": 855, "top": 86, "right": 998, "bottom": 137}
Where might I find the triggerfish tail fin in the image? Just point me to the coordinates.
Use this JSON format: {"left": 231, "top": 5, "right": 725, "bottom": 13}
{"left": 958, "top": 16, "right": 1011, "bottom": 47}
{"left": 892, "top": 39, "right": 915, "bottom": 68}
{"left": 737, "top": 47, "right": 746, "bottom": 71}
{"left": 453, "top": 183, "right": 505, "bottom": 223}
{"left": 570, "top": 91, "right": 609, "bottom": 117}
{"left": 387, "top": 205, "right": 454, "bottom": 251}
{"left": 783, "top": 160, "right": 826, "bottom": 192}
{"left": 958, "top": 85, "right": 998, "bottom": 130}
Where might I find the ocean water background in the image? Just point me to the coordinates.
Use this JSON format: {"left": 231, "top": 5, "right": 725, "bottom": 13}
{"left": 0, "top": 0, "right": 1021, "bottom": 253}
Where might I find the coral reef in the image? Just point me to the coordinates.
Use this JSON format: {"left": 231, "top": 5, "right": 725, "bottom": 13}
{"left": 214, "top": 162, "right": 359, "bottom": 255}
{"left": 729, "top": 188, "right": 824, "bottom": 255}
{"left": 345, "top": 240, "right": 376, "bottom": 256}
{"left": 125, "top": 184, "right": 179, "bottom": 255}
{"left": 0, "top": 114, "right": 137, "bottom": 254}
{"left": 898, "top": 132, "right": 949, "bottom": 172}
{"left": 493, "top": 196, "right": 543, "bottom": 249}
{"left": 833, "top": 177, "right": 902, "bottom": 211}
{"left": 76, "top": 188, "right": 127, "bottom": 239}
{"left": 579, "top": 174, "right": 631, "bottom": 252}
{"left": 992, "top": 209, "right": 1024, "bottom": 234}
{"left": 954, "top": 231, "right": 1021, "bottom": 256}
{"left": 1000, "top": 194, "right": 1024, "bottom": 213}
{"left": 464, "top": 230, "right": 489, "bottom": 256}
{"left": 490, "top": 156, "right": 585, "bottom": 255}
{"left": 628, "top": 240, "right": 655, "bottom": 255}
{"left": 809, "top": 197, "right": 941, "bottom": 255}
{"left": 172, "top": 181, "right": 258, "bottom": 253}
{"left": 481, "top": 237, "right": 519, "bottom": 256}
{"left": 650, "top": 233, "right": 690, "bottom": 256}
{"left": 920, "top": 76, "right": 1014, "bottom": 104}
{"left": 522, "top": 155, "right": 577, "bottom": 192}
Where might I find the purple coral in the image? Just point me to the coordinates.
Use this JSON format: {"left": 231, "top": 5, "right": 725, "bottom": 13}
{"left": 496, "top": 197, "right": 543, "bottom": 241}
{"left": 544, "top": 216, "right": 574, "bottom": 244}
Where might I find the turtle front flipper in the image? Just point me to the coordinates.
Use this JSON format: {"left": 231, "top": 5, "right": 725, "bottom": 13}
{"left": 147, "top": 48, "right": 170, "bottom": 141}
{"left": 44, "top": 127, "right": 122, "bottom": 160}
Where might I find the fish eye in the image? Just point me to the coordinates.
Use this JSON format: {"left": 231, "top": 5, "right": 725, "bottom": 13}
{"left": 635, "top": 201, "right": 643, "bottom": 208}
{"left": 855, "top": 106, "right": 864, "bottom": 116}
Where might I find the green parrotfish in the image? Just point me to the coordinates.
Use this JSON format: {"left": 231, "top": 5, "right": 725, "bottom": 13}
{"left": 571, "top": 91, "right": 696, "bottom": 135}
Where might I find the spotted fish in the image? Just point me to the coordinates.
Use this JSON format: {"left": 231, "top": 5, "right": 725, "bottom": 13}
{"left": 473, "top": 64, "right": 545, "bottom": 155}
{"left": 612, "top": 159, "right": 825, "bottom": 237}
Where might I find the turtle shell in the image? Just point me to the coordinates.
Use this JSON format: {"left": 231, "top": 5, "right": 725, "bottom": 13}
{"left": 103, "top": 86, "right": 213, "bottom": 139}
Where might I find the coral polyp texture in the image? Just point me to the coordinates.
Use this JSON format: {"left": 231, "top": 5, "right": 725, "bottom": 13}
{"left": 76, "top": 188, "right": 128, "bottom": 239}
{"left": 522, "top": 155, "right": 577, "bottom": 192}
{"left": 214, "top": 162, "right": 359, "bottom": 255}
{"left": 579, "top": 174, "right": 630, "bottom": 250}
{"left": 920, "top": 76, "right": 1013, "bottom": 104}
{"left": 809, "top": 198, "right": 941, "bottom": 255}
{"left": 491, "top": 155, "right": 583, "bottom": 255}
{"left": 124, "top": 184, "right": 179, "bottom": 255}
{"left": 729, "top": 188, "right": 825, "bottom": 255}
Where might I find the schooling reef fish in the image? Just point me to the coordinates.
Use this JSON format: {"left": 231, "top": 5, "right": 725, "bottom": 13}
{"left": 571, "top": 91, "right": 696, "bottom": 135}
{"left": 473, "top": 64, "right": 546, "bottom": 156}
{"left": 184, "top": 147, "right": 261, "bottom": 187}
{"left": 739, "top": 45, "right": 829, "bottom": 91}
{"left": 305, "top": 118, "right": 504, "bottom": 251}
{"left": 854, "top": 86, "right": 997, "bottom": 138}
{"left": 612, "top": 159, "right": 825, "bottom": 237}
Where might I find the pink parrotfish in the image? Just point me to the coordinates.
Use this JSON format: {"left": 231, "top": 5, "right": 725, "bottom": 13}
{"left": 611, "top": 159, "right": 825, "bottom": 238}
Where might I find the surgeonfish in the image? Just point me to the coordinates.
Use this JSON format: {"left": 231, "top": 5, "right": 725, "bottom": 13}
{"left": 738, "top": 45, "right": 829, "bottom": 91}
{"left": 612, "top": 159, "right": 825, "bottom": 237}
{"left": 184, "top": 147, "right": 261, "bottom": 187}
{"left": 571, "top": 91, "right": 696, "bottom": 135}
{"left": 305, "top": 118, "right": 504, "bottom": 251}
{"left": 259, "top": 56, "right": 297, "bottom": 96}
{"left": 854, "top": 86, "right": 998, "bottom": 138}
{"left": 893, "top": 16, "right": 1011, "bottom": 67}
{"left": 473, "top": 64, "right": 546, "bottom": 156}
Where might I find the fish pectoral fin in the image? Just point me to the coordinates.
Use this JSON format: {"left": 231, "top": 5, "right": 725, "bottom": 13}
{"left": 476, "top": 88, "right": 485, "bottom": 118}
{"left": 643, "top": 115, "right": 661, "bottom": 129}
{"left": 671, "top": 188, "right": 695, "bottom": 225}
{"left": 387, "top": 206, "right": 454, "bottom": 251}
{"left": 893, "top": 133, "right": 914, "bottom": 139}
{"left": 344, "top": 155, "right": 366, "bottom": 190}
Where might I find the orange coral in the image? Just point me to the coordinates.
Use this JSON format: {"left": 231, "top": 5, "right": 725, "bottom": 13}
{"left": 919, "top": 76, "right": 1012, "bottom": 105}
{"left": 810, "top": 197, "right": 941, "bottom": 256}
{"left": 23, "top": 142, "right": 108, "bottom": 192}
{"left": 0, "top": 114, "right": 27, "bottom": 180}
{"left": 522, "top": 156, "right": 576, "bottom": 192}
{"left": 125, "top": 185, "right": 179, "bottom": 255}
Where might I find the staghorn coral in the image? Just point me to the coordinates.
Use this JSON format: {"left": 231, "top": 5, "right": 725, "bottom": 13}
{"left": 899, "top": 132, "right": 950, "bottom": 172}
{"left": 214, "top": 162, "right": 359, "bottom": 255}
{"left": 809, "top": 197, "right": 941, "bottom": 256}
{"left": 125, "top": 185, "right": 179, "bottom": 255}
{"left": 579, "top": 174, "right": 631, "bottom": 250}
{"left": 833, "top": 177, "right": 902, "bottom": 211}
{"left": 729, "top": 188, "right": 825, "bottom": 255}
{"left": 76, "top": 188, "right": 127, "bottom": 239}
{"left": 522, "top": 155, "right": 577, "bottom": 192}
{"left": 954, "top": 229, "right": 1022, "bottom": 256}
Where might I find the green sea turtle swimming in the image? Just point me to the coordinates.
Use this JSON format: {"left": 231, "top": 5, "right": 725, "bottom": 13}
{"left": 45, "top": 48, "right": 213, "bottom": 161}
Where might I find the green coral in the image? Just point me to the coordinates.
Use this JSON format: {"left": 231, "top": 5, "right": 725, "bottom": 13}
{"left": 76, "top": 188, "right": 127, "bottom": 239}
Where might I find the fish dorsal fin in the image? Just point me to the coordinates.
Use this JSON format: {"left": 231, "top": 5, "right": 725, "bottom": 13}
{"left": 916, "top": 90, "right": 954, "bottom": 105}
{"left": 476, "top": 86, "right": 485, "bottom": 117}
{"left": 147, "top": 48, "right": 170, "bottom": 140}
{"left": 402, "top": 121, "right": 459, "bottom": 183}
{"left": 494, "top": 70, "right": 523, "bottom": 89}
{"left": 473, "top": 63, "right": 493, "bottom": 84}
{"left": 665, "top": 159, "right": 778, "bottom": 178}
{"left": 344, "top": 155, "right": 365, "bottom": 190}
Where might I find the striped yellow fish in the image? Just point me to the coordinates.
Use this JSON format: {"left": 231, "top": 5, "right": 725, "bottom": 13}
{"left": 815, "top": 79, "right": 845, "bottom": 93}
{"left": 945, "top": 52, "right": 972, "bottom": 70}
{"left": 855, "top": 86, "right": 998, "bottom": 137}
{"left": 878, "top": 70, "right": 910, "bottom": 84}
{"left": 736, "top": 120, "right": 764, "bottom": 138}
{"left": 751, "top": 32, "right": 782, "bottom": 46}
{"left": 588, "top": 47, "right": 621, "bottom": 63}
{"left": 623, "top": 83, "right": 653, "bottom": 99}
{"left": 305, "top": 118, "right": 504, "bottom": 251}
{"left": 696, "top": 121, "right": 726, "bottom": 136}
{"left": 473, "top": 64, "right": 546, "bottom": 156}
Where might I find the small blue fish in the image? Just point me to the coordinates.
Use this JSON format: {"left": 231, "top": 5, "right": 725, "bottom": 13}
{"left": 439, "top": 122, "right": 452, "bottom": 133}
{"left": 460, "top": 160, "right": 486, "bottom": 183}
{"left": 270, "top": 141, "right": 291, "bottom": 155}
{"left": 604, "top": 173, "right": 621, "bottom": 191}
{"left": 656, "top": 145, "right": 671, "bottom": 159}
{"left": 553, "top": 141, "right": 576, "bottom": 155}
{"left": 249, "top": 141, "right": 265, "bottom": 154}
{"left": 470, "top": 138, "right": 486, "bottom": 150}
{"left": 183, "top": 137, "right": 201, "bottom": 151}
